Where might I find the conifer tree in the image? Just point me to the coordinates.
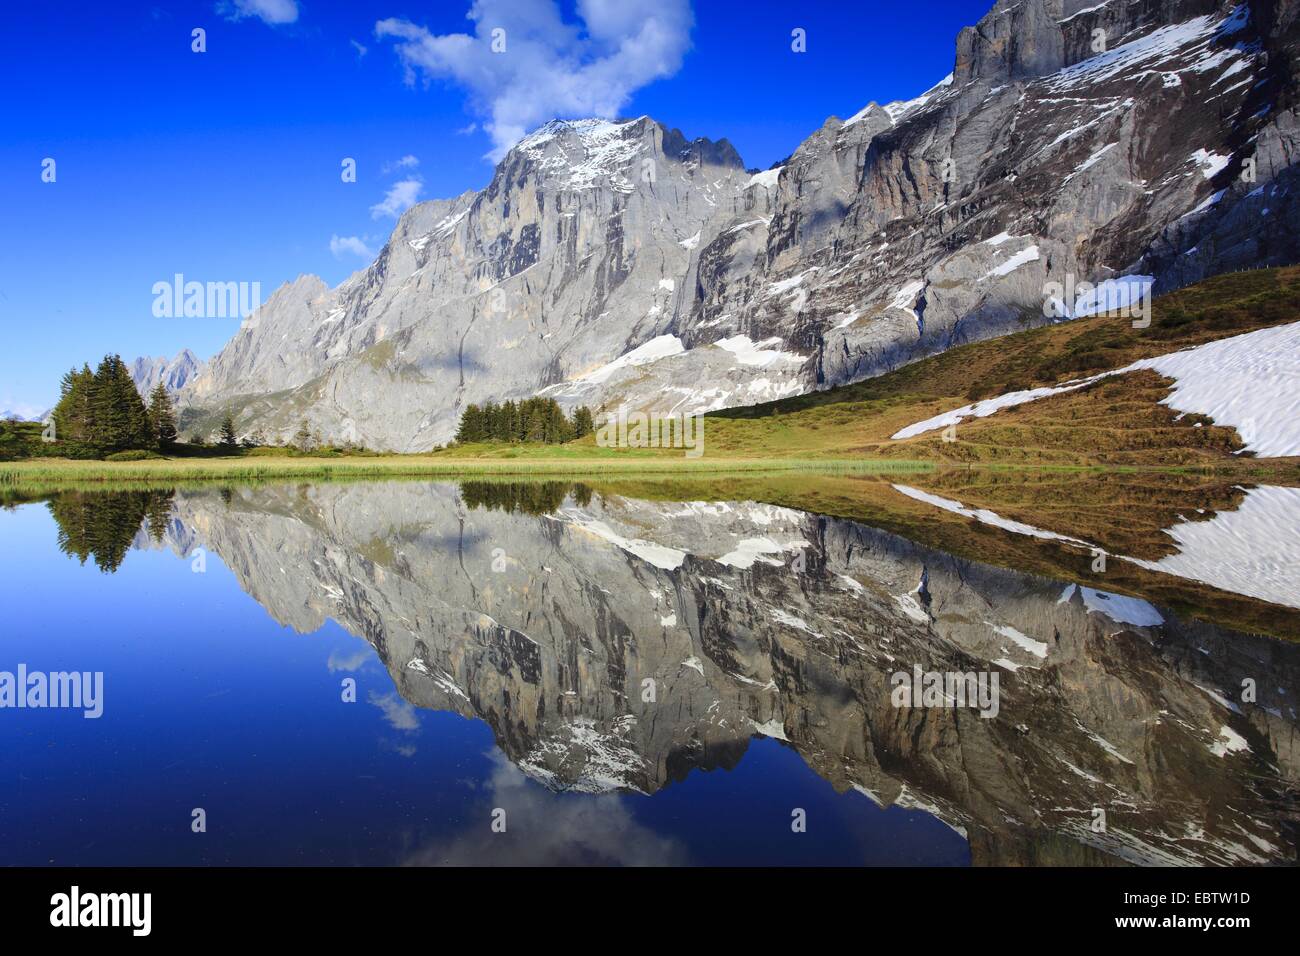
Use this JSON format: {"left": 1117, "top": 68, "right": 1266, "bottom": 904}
{"left": 88, "top": 355, "right": 149, "bottom": 452}
{"left": 146, "top": 382, "right": 177, "bottom": 450}
{"left": 294, "top": 420, "right": 313, "bottom": 452}
{"left": 456, "top": 404, "right": 485, "bottom": 443}
{"left": 219, "top": 414, "right": 238, "bottom": 450}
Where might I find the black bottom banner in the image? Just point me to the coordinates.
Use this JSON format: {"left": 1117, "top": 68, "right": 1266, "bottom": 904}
{"left": 0, "top": 865, "right": 1282, "bottom": 941}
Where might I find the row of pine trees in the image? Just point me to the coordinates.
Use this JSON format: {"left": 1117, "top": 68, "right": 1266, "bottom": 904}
{"left": 53, "top": 355, "right": 178, "bottom": 455}
{"left": 455, "top": 398, "right": 595, "bottom": 445}
{"left": 27, "top": 357, "right": 595, "bottom": 457}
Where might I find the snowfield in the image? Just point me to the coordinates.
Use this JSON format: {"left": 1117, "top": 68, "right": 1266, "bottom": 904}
{"left": 1126, "top": 485, "right": 1300, "bottom": 610}
{"left": 892, "top": 320, "right": 1300, "bottom": 456}
{"left": 894, "top": 484, "right": 1300, "bottom": 612}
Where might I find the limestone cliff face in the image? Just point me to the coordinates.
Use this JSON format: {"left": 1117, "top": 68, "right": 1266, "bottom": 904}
{"left": 183, "top": 119, "right": 752, "bottom": 449}
{"left": 181, "top": 0, "right": 1300, "bottom": 450}
{"left": 160, "top": 481, "right": 1299, "bottom": 865}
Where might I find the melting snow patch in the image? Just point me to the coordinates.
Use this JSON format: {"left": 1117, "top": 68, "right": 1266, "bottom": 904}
{"left": 984, "top": 231, "right": 1019, "bottom": 246}
{"left": 747, "top": 167, "right": 783, "bottom": 190}
{"left": 981, "top": 245, "right": 1040, "bottom": 280}
{"left": 882, "top": 73, "right": 954, "bottom": 123}
{"left": 1046, "top": 11, "right": 1252, "bottom": 90}
{"left": 1060, "top": 584, "right": 1165, "bottom": 626}
{"left": 894, "top": 593, "right": 931, "bottom": 624}
{"left": 1066, "top": 142, "right": 1118, "bottom": 182}
{"left": 1072, "top": 275, "right": 1154, "bottom": 318}
{"left": 766, "top": 269, "right": 817, "bottom": 297}
{"left": 552, "top": 334, "right": 685, "bottom": 389}
{"left": 749, "top": 717, "right": 789, "bottom": 740}
{"left": 988, "top": 622, "right": 1049, "bottom": 658}
{"left": 713, "top": 335, "right": 806, "bottom": 368}
{"left": 1131, "top": 321, "right": 1300, "bottom": 457}
{"left": 1126, "top": 486, "right": 1300, "bottom": 609}
{"left": 1076, "top": 721, "right": 1135, "bottom": 764}
{"left": 889, "top": 280, "right": 925, "bottom": 313}
{"left": 716, "top": 536, "right": 800, "bottom": 569}
{"left": 560, "top": 510, "right": 686, "bottom": 571}
{"left": 892, "top": 379, "right": 1105, "bottom": 440}
{"left": 1209, "top": 725, "right": 1250, "bottom": 757}
{"left": 893, "top": 320, "right": 1300, "bottom": 457}
{"left": 771, "top": 609, "right": 822, "bottom": 637}
{"left": 892, "top": 485, "right": 1096, "bottom": 547}
{"left": 1190, "top": 148, "right": 1230, "bottom": 179}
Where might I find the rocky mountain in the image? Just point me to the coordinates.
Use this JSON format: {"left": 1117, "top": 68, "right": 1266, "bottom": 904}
{"left": 145, "top": 481, "right": 1299, "bottom": 865}
{"left": 129, "top": 348, "right": 203, "bottom": 398}
{"left": 178, "top": 0, "right": 1300, "bottom": 450}
{"left": 0, "top": 407, "right": 40, "bottom": 422}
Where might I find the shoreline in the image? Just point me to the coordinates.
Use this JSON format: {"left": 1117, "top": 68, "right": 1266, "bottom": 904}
{"left": 2, "top": 453, "right": 1296, "bottom": 486}
{"left": 0, "top": 454, "right": 935, "bottom": 484}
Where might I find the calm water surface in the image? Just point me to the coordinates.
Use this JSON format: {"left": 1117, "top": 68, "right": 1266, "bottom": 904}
{"left": 0, "top": 478, "right": 1296, "bottom": 865}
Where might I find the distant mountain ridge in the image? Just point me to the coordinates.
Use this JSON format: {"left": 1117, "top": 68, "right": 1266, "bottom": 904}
{"left": 129, "top": 349, "right": 203, "bottom": 398}
{"left": 173, "top": 0, "right": 1300, "bottom": 450}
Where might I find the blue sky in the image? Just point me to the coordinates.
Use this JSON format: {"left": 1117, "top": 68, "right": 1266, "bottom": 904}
{"left": 0, "top": 0, "right": 991, "bottom": 413}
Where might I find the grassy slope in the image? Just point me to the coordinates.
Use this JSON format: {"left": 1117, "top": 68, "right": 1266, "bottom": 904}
{"left": 702, "top": 266, "right": 1300, "bottom": 467}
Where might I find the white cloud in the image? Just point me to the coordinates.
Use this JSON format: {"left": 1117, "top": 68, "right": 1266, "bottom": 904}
{"left": 326, "top": 648, "right": 371, "bottom": 671}
{"left": 369, "top": 691, "right": 420, "bottom": 731}
{"left": 369, "top": 178, "right": 424, "bottom": 220}
{"left": 350, "top": 39, "right": 369, "bottom": 59}
{"left": 382, "top": 154, "right": 420, "bottom": 173}
{"left": 218, "top": 0, "right": 299, "bottom": 25}
{"left": 329, "top": 235, "right": 377, "bottom": 259}
{"left": 402, "top": 751, "right": 690, "bottom": 865}
{"left": 375, "top": 0, "right": 694, "bottom": 159}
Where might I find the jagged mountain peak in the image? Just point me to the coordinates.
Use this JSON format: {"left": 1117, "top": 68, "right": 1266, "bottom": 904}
{"left": 128, "top": 348, "right": 204, "bottom": 398}
{"left": 502, "top": 114, "right": 745, "bottom": 193}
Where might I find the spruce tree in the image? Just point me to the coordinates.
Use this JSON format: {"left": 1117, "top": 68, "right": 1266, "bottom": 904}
{"left": 572, "top": 406, "right": 595, "bottom": 439}
{"left": 89, "top": 355, "right": 149, "bottom": 452}
{"left": 146, "top": 383, "right": 177, "bottom": 450}
{"left": 53, "top": 363, "right": 96, "bottom": 450}
{"left": 293, "top": 420, "right": 313, "bottom": 452}
{"left": 456, "top": 404, "right": 485, "bottom": 443}
{"left": 219, "top": 414, "right": 238, "bottom": 450}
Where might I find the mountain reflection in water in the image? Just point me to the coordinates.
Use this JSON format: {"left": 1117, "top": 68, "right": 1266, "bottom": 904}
{"left": 10, "top": 476, "right": 1300, "bottom": 866}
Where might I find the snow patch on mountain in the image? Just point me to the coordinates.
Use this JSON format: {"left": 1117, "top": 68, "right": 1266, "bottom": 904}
{"left": 1127, "top": 485, "right": 1300, "bottom": 610}
{"left": 893, "top": 321, "right": 1300, "bottom": 457}
{"left": 713, "top": 335, "right": 806, "bottom": 368}
{"left": 981, "top": 244, "right": 1040, "bottom": 280}
{"left": 1060, "top": 584, "right": 1165, "bottom": 627}
{"left": 552, "top": 335, "right": 686, "bottom": 390}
